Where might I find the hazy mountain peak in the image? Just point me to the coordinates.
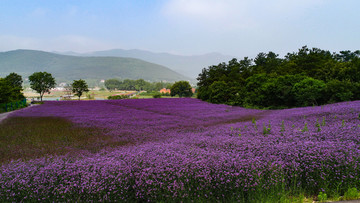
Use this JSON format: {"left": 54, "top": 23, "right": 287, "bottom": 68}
{"left": 0, "top": 50, "right": 190, "bottom": 83}
{"left": 72, "top": 49, "right": 234, "bottom": 78}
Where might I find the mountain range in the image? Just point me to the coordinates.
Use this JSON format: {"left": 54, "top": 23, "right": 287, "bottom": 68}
{"left": 0, "top": 50, "right": 190, "bottom": 84}
{"left": 63, "top": 49, "right": 234, "bottom": 78}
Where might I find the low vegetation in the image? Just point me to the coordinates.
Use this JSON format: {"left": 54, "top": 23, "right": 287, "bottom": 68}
{"left": 0, "top": 117, "right": 126, "bottom": 163}
{"left": 107, "top": 95, "right": 130, "bottom": 100}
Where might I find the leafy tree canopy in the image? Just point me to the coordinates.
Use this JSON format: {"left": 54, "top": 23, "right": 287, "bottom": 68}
{"left": 104, "top": 78, "right": 173, "bottom": 92}
{"left": 0, "top": 73, "right": 25, "bottom": 103}
{"left": 29, "top": 72, "right": 56, "bottom": 101}
{"left": 170, "top": 81, "right": 193, "bottom": 98}
{"left": 197, "top": 46, "right": 360, "bottom": 109}
{"left": 71, "top": 79, "right": 89, "bottom": 100}
{"left": 5, "top": 72, "right": 23, "bottom": 90}
{"left": 104, "top": 79, "right": 121, "bottom": 92}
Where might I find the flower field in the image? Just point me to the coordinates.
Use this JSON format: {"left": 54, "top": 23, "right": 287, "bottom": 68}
{"left": 1, "top": 98, "right": 360, "bottom": 202}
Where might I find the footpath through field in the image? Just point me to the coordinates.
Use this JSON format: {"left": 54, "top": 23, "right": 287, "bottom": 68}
{"left": 0, "top": 111, "right": 12, "bottom": 123}
{"left": 0, "top": 104, "right": 38, "bottom": 123}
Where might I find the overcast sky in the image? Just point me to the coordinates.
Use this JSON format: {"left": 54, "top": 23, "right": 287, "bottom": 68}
{"left": 1, "top": 0, "right": 359, "bottom": 58}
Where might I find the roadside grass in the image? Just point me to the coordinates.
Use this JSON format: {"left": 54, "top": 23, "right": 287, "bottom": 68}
{"left": 0, "top": 116, "right": 129, "bottom": 164}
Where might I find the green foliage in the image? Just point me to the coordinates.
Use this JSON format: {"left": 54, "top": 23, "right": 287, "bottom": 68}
{"left": 301, "top": 123, "right": 308, "bottom": 132}
{"left": 293, "top": 77, "right": 326, "bottom": 106}
{"left": 152, "top": 93, "right": 161, "bottom": 98}
{"left": 170, "top": 81, "right": 193, "bottom": 98}
{"left": 318, "top": 192, "right": 327, "bottom": 202}
{"left": 104, "top": 79, "right": 121, "bottom": 91}
{"left": 343, "top": 187, "right": 359, "bottom": 200}
{"left": 262, "top": 122, "right": 271, "bottom": 135}
{"left": 5, "top": 72, "right": 23, "bottom": 90}
{"left": 104, "top": 78, "right": 173, "bottom": 92}
{"left": 325, "top": 79, "right": 354, "bottom": 103}
{"left": 197, "top": 46, "right": 360, "bottom": 109}
{"left": 280, "top": 120, "right": 285, "bottom": 132}
{"left": 209, "top": 81, "right": 231, "bottom": 104}
{"left": 252, "top": 118, "right": 258, "bottom": 131}
{"left": 29, "top": 72, "right": 56, "bottom": 101}
{"left": 0, "top": 99, "right": 27, "bottom": 113}
{"left": 0, "top": 73, "right": 25, "bottom": 104}
{"left": 0, "top": 78, "right": 13, "bottom": 104}
{"left": 107, "top": 95, "right": 129, "bottom": 100}
{"left": 71, "top": 79, "right": 89, "bottom": 100}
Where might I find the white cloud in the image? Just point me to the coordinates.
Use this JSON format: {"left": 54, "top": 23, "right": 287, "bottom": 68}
{"left": 164, "top": 0, "right": 233, "bottom": 20}
{"left": 163, "top": 0, "right": 252, "bottom": 29}
{"left": 162, "top": 0, "right": 325, "bottom": 29}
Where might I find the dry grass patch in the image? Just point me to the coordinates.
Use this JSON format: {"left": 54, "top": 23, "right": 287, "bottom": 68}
{"left": 0, "top": 117, "right": 129, "bottom": 164}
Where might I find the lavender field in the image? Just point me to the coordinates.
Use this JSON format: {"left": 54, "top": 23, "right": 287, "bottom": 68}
{"left": 1, "top": 98, "right": 360, "bottom": 202}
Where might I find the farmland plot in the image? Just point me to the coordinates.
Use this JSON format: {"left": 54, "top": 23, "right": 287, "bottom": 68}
{"left": 1, "top": 98, "right": 360, "bottom": 202}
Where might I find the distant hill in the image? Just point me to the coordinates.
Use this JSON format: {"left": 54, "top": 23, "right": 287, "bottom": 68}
{"left": 0, "top": 50, "right": 190, "bottom": 83}
{"left": 78, "top": 49, "right": 234, "bottom": 78}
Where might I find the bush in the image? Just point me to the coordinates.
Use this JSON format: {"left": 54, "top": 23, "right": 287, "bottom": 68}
{"left": 343, "top": 187, "right": 359, "bottom": 200}
{"left": 107, "top": 95, "right": 129, "bottom": 100}
{"left": 153, "top": 93, "right": 162, "bottom": 98}
{"left": 170, "top": 81, "right": 193, "bottom": 98}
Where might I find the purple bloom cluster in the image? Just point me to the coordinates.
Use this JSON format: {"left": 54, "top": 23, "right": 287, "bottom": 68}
{"left": 1, "top": 98, "right": 360, "bottom": 201}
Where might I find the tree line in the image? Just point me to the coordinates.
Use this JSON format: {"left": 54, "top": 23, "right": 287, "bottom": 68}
{"left": 104, "top": 78, "right": 173, "bottom": 92}
{"left": 0, "top": 72, "right": 89, "bottom": 103}
{"left": 1, "top": 71, "right": 194, "bottom": 104}
{"left": 197, "top": 46, "right": 360, "bottom": 108}
{"left": 105, "top": 78, "right": 194, "bottom": 98}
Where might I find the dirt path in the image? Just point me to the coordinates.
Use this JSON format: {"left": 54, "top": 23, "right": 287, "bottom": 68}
{"left": 0, "top": 104, "right": 39, "bottom": 124}
{"left": 0, "top": 111, "right": 13, "bottom": 123}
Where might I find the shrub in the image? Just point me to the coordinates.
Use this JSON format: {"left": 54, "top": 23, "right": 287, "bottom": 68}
{"left": 107, "top": 95, "right": 129, "bottom": 100}
{"left": 343, "top": 187, "right": 359, "bottom": 200}
{"left": 153, "top": 93, "right": 161, "bottom": 98}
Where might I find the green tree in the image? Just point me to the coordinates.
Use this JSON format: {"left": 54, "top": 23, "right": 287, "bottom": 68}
{"left": 29, "top": 72, "right": 56, "bottom": 101}
{"left": 134, "top": 79, "right": 150, "bottom": 91}
{"left": 0, "top": 78, "right": 13, "bottom": 103}
{"left": 2, "top": 73, "right": 25, "bottom": 102}
{"left": 5, "top": 72, "right": 23, "bottom": 90}
{"left": 196, "top": 46, "right": 360, "bottom": 108}
{"left": 71, "top": 79, "right": 89, "bottom": 100}
{"left": 209, "top": 81, "right": 230, "bottom": 104}
{"left": 293, "top": 77, "right": 326, "bottom": 106}
{"left": 261, "top": 74, "right": 306, "bottom": 108}
{"left": 244, "top": 74, "right": 269, "bottom": 107}
{"left": 121, "top": 79, "right": 136, "bottom": 90}
{"left": 325, "top": 79, "right": 354, "bottom": 103}
{"left": 104, "top": 79, "right": 121, "bottom": 91}
{"left": 170, "top": 81, "right": 193, "bottom": 98}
